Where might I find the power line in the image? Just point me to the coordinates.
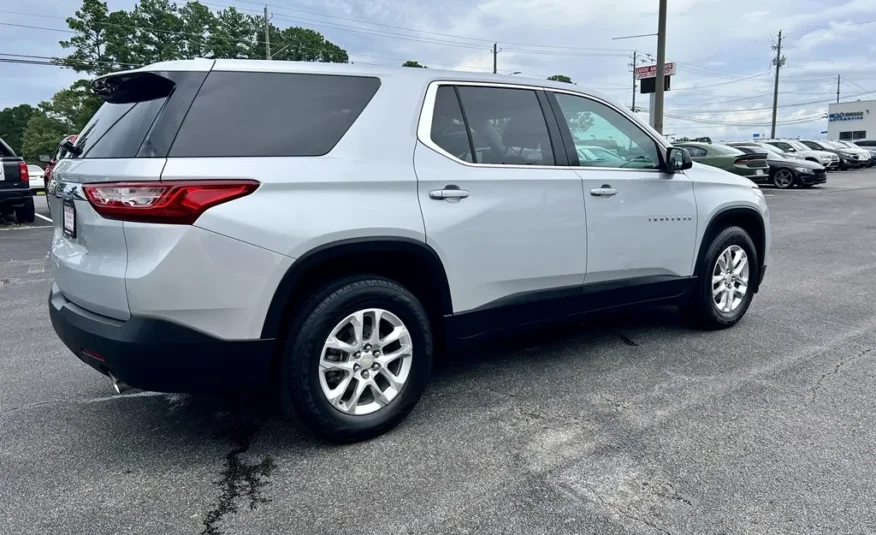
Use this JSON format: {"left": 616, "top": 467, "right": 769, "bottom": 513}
{"left": 220, "top": 0, "right": 634, "bottom": 53}
{"left": 670, "top": 71, "right": 773, "bottom": 91}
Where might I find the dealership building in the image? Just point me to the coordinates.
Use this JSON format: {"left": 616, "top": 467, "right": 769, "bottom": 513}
{"left": 827, "top": 100, "right": 876, "bottom": 141}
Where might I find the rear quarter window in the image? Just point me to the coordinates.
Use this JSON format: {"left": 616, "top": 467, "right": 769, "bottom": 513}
{"left": 169, "top": 72, "right": 381, "bottom": 158}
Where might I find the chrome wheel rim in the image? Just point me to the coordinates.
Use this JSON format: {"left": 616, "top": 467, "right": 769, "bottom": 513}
{"left": 712, "top": 245, "right": 750, "bottom": 313}
{"left": 319, "top": 308, "right": 413, "bottom": 416}
{"left": 774, "top": 169, "right": 793, "bottom": 188}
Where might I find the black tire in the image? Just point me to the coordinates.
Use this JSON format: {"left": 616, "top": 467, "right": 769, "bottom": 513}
{"left": 683, "top": 226, "right": 758, "bottom": 330}
{"left": 772, "top": 169, "right": 795, "bottom": 189}
{"left": 15, "top": 197, "right": 35, "bottom": 224}
{"left": 801, "top": 184, "right": 815, "bottom": 189}
{"left": 279, "top": 276, "right": 433, "bottom": 442}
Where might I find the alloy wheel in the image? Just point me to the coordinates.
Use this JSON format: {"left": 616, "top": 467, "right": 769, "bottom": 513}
{"left": 773, "top": 169, "right": 793, "bottom": 189}
{"left": 712, "top": 245, "right": 750, "bottom": 313}
{"left": 318, "top": 308, "right": 413, "bottom": 416}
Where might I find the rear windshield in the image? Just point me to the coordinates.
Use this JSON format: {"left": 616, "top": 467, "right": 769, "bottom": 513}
{"left": 73, "top": 98, "right": 167, "bottom": 159}
{"left": 169, "top": 72, "right": 380, "bottom": 158}
{"left": 710, "top": 144, "right": 745, "bottom": 156}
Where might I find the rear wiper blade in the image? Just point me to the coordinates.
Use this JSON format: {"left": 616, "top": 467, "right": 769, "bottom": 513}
{"left": 62, "top": 139, "right": 82, "bottom": 156}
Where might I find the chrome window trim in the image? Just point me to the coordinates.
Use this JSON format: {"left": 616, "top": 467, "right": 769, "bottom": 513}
{"left": 416, "top": 80, "right": 670, "bottom": 173}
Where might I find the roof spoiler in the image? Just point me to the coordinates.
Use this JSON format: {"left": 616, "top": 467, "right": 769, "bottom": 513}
{"left": 92, "top": 71, "right": 176, "bottom": 104}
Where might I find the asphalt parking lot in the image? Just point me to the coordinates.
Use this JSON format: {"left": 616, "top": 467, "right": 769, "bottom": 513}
{"left": 2, "top": 173, "right": 876, "bottom": 535}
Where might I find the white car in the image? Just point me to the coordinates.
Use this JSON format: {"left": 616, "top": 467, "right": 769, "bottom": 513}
{"left": 48, "top": 60, "right": 771, "bottom": 441}
{"left": 763, "top": 140, "right": 839, "bottom": 169}
{"left": 27, "top": 165, "right": 45, "bottom": 192}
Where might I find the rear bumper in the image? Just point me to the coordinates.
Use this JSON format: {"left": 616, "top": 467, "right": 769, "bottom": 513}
{"left": 49, "top": 285, "right": 275, "bottom": 393}
{"left": 0, "top": 189, "right": 33, "bottom": 205}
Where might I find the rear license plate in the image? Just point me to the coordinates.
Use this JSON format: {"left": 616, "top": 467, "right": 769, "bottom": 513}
{"left": 63, "top": 201, "right": 76, "bottom": 238}
{"left": 755, "top": 169, "right": 764, "bottom": 176}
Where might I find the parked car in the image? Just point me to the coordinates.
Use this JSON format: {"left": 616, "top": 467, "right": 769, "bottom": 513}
{"left": 49, "top": 60, "right": 771, "bottom": 441}
{"left": 761, "top": 139, "right": 839, "bottom": 169}
{"left": 854, "top": 139, "right": 876, "bottom": 148}
{"left": 42, "top": 134, "right": 78, "bottom": 188}
{"left": 0, "top": 136, "right": 35, "bottom": 223}
{"left": 727, "top": 142, "right": 826, "bottom": 189}
{"left": 833, "top": 140, "right": 876, "bottom": 166}
{"left": 27, "top": 165, "right": 45, "bottom": 193}
{"left": 673, "top": 142, "right": 769, "bottom": 180}
{"left": 800, "top": 139, "right": 864, "bottom": 169}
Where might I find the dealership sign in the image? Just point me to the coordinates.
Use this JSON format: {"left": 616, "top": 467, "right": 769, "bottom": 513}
{"left": 635, "top": 62, "right": 676, "bottom": 80}
{"left": 829, "top": 111, "right": 865, "bottom": 122}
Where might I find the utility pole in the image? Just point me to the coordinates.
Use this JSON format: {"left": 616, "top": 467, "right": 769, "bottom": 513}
{"left": 264, "top": 6, "right": 271, "bottom": 60}
{"left": 630, "top": 50, "right": 638, "bottom": 112}
{"left": 837, "top": 74, "right": 841, "bottom": 103}
{"left": 492, "top": 43, "right": 498, "bottom": 74}
{"left": 653, "top": 0, "right": 668, "bottom": 133}
{"left": 770, "top": 30, "right": 785, "bottom": 139}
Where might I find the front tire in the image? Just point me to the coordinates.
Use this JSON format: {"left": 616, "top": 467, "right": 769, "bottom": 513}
{"left": 15, "top": 197, "right": 35, "bottom": 224}
{"left": 684, "top": 226, "right": 758, "bottom": 330}
{"left": 279, "top": 276, "right": 433, "bottom": 442}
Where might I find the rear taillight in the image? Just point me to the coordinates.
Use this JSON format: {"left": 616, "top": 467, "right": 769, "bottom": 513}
{"left": 82, "top": 180, "right": 259, "bottom": 224}
{"left": 19, "top": 161, "right": 29, "bottom": 184}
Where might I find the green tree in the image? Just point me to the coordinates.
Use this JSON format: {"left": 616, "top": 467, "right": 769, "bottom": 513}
{"left": 402, "top": 60, "right": 426, "bottom": 68}
{"left": 261, "top": 26, "right": 349, "bottom": 62}
{"left": 21, "top": 114, "right": 69, "bottom": 163}
{"left": 130, "top": 0, "right": 186, "bottom": 64}
{"left": 547, "top": 74, "right": 573, "bottom": 83}
{"left": 42, "top": 80, "right": 102, "bottom": 132}
{"left": 0, "top": 104, "right": 39, "bottom": 154}
{"left": 210, "top": 7, "right": 257, "bottom": 59}
{"left": 179, "top": 1, "right": 216, "bottom": 58}
{"left": 59, "top": 0, "right": 116, "bottom": 74}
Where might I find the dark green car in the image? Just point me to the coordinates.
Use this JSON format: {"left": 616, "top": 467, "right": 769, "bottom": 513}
{"left": 675, "top": 142, "right": 769, "bottom": 180}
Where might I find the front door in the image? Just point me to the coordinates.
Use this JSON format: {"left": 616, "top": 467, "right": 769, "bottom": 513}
{"left": 415, "top": 83, "right": 588, "bottom": 337}
{"left": 547, "top": 91, "right": 697, "bottom": 299}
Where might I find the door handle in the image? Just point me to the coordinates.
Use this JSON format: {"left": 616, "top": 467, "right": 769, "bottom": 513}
{"left": 590, "top": 185, "right": 618, "bottom": 197}
{"left": 429, "top": 186, "right": 470, "bottom": 201}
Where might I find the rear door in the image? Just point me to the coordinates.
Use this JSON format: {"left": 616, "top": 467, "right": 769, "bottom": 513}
{"left": 51, "top": 66, "right": 210, "bottom": 319}
{"left": 415, "top": 82, "right": 588, "bottom": 337}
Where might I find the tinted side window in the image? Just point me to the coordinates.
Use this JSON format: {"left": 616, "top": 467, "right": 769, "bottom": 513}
{"left": 430, "top": 86, "right": 473, "bottom": 163}
{"left": 801, "top": 141, "right": 820, "bottom": 150}
{"left": 171, "top": 72, "right": 380, "bottom": 158}
{"left": 552, "top": 93, "right": 659, "bottom": 169}
{"left": 80, "top": 99, "right": 166, "bottom": 159}
{"left": 684, "top": 146, "right": 707, "bottom": 158}
{"left": 455, "top": 86, "right": 555, "bottom": 166}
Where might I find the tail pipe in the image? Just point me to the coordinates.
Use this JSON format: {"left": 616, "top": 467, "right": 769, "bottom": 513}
{"left": 108, "top": 372, "right": 130, "bottom": 394}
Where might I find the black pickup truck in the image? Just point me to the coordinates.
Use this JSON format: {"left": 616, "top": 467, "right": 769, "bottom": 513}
{"left": 0, "top": 137, "right": 35, "bottom": 223}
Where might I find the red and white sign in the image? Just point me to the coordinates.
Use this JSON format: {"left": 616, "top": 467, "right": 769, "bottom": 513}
{"left": 635, "top": 62, "right": 676, "bottom": 80}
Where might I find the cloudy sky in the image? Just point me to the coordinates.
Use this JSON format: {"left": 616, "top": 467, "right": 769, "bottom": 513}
{"left": 1, "top": 0, "right": 875, "bottom": 141}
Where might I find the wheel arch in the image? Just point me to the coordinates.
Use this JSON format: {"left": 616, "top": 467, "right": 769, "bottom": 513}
{"left": 694, "top": 206, "right": 766, "bottom": 292}
{"left": 261, "top": 237, "right": 453, "bottom": 340}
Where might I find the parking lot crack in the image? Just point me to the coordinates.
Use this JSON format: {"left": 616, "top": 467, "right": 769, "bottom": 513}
{"left": 808, "top": 348, "right": 873, "bottom": 405}
{"left": 201, "top": 420, "right": 275, "bottom": 535}
{"left": 579, "top": 483, "right": 673, "bottom": 535}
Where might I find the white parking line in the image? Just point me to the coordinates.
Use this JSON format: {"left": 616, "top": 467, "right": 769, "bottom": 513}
{"left": 35, "top": 213, "right": 52, "bottom": 223}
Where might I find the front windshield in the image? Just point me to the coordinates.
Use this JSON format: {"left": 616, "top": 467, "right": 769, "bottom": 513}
{"left": 787, "top": 140, "right": 810, "bottom": 151}
{"left": 754, "top": 144, "right": 785, "bottom": 157}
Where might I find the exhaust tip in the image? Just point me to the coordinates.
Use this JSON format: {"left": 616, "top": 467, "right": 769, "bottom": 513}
{"left": 108, "top": 372, "right": 130, "bottom": 394}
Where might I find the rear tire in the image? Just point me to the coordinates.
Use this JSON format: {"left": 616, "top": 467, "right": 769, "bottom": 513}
{"left": 15, "top": 197, "right": 35, "bottom": 224}
{"left": 279, "top": 276, "right": 433, "bottom": 442}
{"left": 772, "top": 169, "right": 794, "bottom": 189}
{"left": 683, "top": 226, "right": 758, "bottom": 330}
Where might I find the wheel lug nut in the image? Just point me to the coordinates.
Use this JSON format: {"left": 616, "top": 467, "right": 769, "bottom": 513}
{"left": 362, "top": 370, "right": 370, "bottom": 379}
{"left": 371, "top": 362, "right": 380, "bottom": 370}
{"left": 372, "top": 350, "right": 380, "bottom": 357}
{"left": 364, "top": 344, "right": 372, "bottom": 351}
{"left": 353, "top": 364, "right": 360, "bottom": 371}
{"left": 354, "top": 351, "right": 361, "bottom": 359}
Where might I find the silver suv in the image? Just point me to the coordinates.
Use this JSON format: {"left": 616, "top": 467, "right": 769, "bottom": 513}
{"left": 49, "top": 60, "right": 770, "bottom": 441}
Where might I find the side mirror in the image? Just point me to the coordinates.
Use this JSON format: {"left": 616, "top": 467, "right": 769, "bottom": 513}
{"left": 666, "top": 147, "right": 693, "bottom": 172}
{"left": 38, "top": 154, "right": 52, "bottom": 163}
